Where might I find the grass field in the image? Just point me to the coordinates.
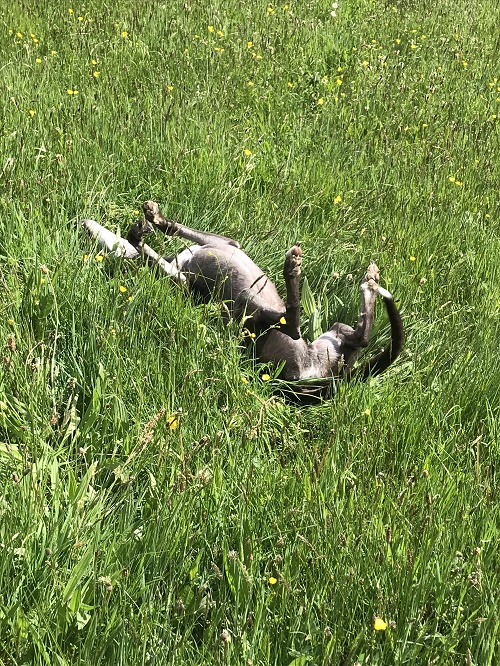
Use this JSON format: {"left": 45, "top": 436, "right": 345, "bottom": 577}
{"left": 1, "top": 0, "right": 500, "bottom": 663}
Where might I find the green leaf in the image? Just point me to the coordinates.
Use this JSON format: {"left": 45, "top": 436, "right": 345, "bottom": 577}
{"left": 301, "top": 277, "right": 316, "bottom": 316}
{"left": 62, "top": 547, "right": 94, "bottom": 604}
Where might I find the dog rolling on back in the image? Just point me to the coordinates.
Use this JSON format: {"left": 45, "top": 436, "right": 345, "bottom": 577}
{"left": 82, "top": 201, "right": 404, "bottom": 401}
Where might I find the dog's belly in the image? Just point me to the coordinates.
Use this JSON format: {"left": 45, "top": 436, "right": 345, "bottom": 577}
{"left": 180, "top": 244, "right": 285, "bottom": 318}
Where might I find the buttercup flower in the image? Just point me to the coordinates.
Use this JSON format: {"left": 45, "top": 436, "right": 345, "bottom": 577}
{"left": 374, "top": 617, "right": 387, "bottom": 631}
{"left": 167, "top": 414, "right": 179, "bottom": 430}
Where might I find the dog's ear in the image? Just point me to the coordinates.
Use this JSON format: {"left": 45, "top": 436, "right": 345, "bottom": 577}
{"left": 126, "top": 220, "right": 154, "bottom": 245}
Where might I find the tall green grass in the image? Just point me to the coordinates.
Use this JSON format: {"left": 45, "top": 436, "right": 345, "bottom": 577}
{"left": 1, "top": 0, "right": 499, "bottom": 663}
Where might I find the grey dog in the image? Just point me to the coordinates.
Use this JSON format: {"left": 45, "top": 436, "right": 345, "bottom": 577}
{"left": 82, "top": 201, "right": 403, "bottom": 401}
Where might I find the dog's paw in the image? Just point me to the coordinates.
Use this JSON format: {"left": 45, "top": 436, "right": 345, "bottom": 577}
{"left": 284, "top": 244, "right": 302, "bottom": 277}
{"left": 363, "top": 262, "right": 380, "bottom": 291}
{"left": 143, "top": 200, "right": 176, "bottom": 234}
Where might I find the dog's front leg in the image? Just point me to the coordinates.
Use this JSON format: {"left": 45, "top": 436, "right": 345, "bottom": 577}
{"left": 143, "top": 201, "right": 240, "bottom": 249}
{"left": 81, "top": 218, "right": 186, "bottom": 281}
{"left": 81, "top": 219, "right": 140, "bottom": 258}
{"left": 124, "top": 220, "right": 187, "bottom": 282}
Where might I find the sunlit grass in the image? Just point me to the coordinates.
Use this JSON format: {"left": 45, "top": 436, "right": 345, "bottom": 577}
{"left": 0, "top": 0, "right": 499, "bottom": 664}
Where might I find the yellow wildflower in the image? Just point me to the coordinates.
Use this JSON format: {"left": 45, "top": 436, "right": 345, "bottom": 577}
{"left": 317, "top": 97, "right": 325, "bottom": 105}
{"left": 121, "top": 31, "right": 128, "bottom": 37}
{"left": 268, "top": 576, "right": 277, "bottom": 584}
{"left": 244, "top": 148, "right": 252, "bottom": 156}
{"left": 16, "top": 32, "right": 23, "bottom": 38}
{"left": 29, "top": 110, "right": 36, "bottom": 117}
{"left": 68, "top": 7, "right": 73, "bottom": 13}
{"left": 241, "top": 376, "right": 249, "bottom": 384}
{"left": 262, "top": 374, "right": 271, "bottom": 381}
{"left": 279, "top": 316, "right": 287, "bottom": 325}
{"left": 208, "top": 25, "right": 214, "bottom": 33}
{"left": 334, "top": 195, "right": 342, "bottom": 204}
{"left": 247, "top": 41, "right": 253, "bottom": 48}
{"left": 167, "top": 414, "right": 179, "bottom": 430}
{"left": 217, "top": 30, "right": 223, "bottom": 36}
{"left": 409, "top": 256, "right": 416, "bottom": 262}
{"left": 374, "top": 617, "right": 387, "bottom": 631}
{"left": 93, "top": 71, "right": 100, "bottom": 78}
{"left": 36, "top": 58, "right": 42, "bottom": 63}
{"left": 119, "top": 285, "right": 127, "bottom": 293}
{"left": 96, "top": 255, "right": 104, "bottom": 262}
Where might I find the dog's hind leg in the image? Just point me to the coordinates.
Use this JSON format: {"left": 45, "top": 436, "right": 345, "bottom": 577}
{"left": 281, "top": 244, "right": 303, "bottom": 340}
{"left": 143, "top": 200, "right": 241, "bottom": 249}
{"left": 335, "top": 262, "right": 380, "bottom": 348}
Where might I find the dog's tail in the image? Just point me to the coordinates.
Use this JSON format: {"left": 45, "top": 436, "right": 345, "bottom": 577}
{"left": 359, "top": 287, "right": 404, "bottom": 379}
{"left": 275, "top": 287, "right": 404, "bottom": 404}
{"left": 281, "top": 287, "right": 404, "bottom": 403}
